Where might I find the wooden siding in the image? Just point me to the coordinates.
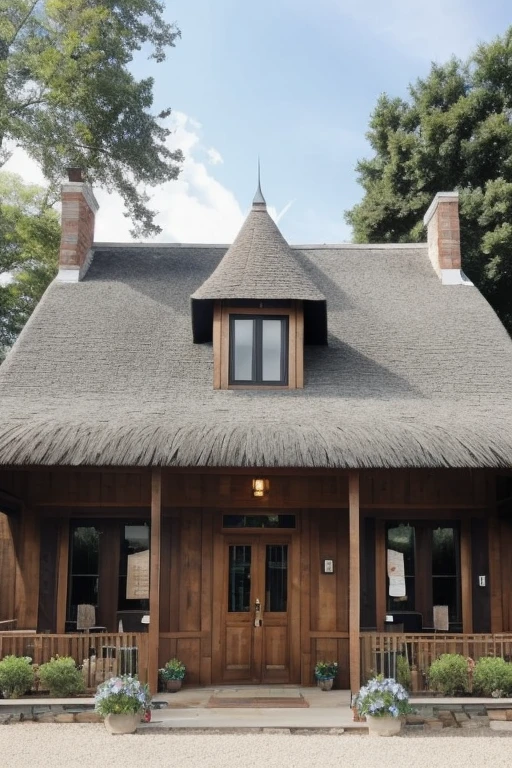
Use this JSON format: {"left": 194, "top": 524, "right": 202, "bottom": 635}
{"left": 0, "top": 513, "right": 16, "bottom": 622}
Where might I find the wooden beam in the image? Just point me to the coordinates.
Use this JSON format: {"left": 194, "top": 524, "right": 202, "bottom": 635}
{"left": 348, "top": 471, "right": 360, "bottom": 694}
{"left": 461, "top": 518, "right": 473, "bottom": 633}
{"left": 55, "top": 519, "right": 70, "bottom": 633}
{"left": 148, "top": 468, "right": 162, "bottom": 693}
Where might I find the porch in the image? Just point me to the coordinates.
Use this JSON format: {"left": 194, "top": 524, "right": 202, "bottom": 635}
{"left": 0, "top": 466, "right": 511, "bottom": 695}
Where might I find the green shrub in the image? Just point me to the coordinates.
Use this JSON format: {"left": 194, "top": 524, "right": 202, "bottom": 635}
{"left": 0, "top": 655, "right": 34, "bottom": 698}
{"left": 396, "top": 655, "right": 411, "bottom": 691}
{"left": 473, "top": 657, "right": 512, "bottom": 697}
{"left": 38, "top": 656, "right": 84, "bottom": 697}
{"left": 428, "top": 654, "right": 469, "bottom": 695}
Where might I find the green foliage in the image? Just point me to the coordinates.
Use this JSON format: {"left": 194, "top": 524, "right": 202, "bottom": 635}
{"left": 38, "top": 656, "right": 84, "bottom": 697}
{"left": 314, "top": 660, "right": 339, "bottom": 679}
{"left": 1, "top": 0, "right": 182, "bottom": 237}
{"left": 345, "top": 27, "right": 512, "bottom": 334}
{"left": 0, "top": 172, "right": 59, "bottom": 357}
{"left": 159, "top": 658, "right": 186, "bottom": 681}
{"left": 428, "top": 654, "right": 469, "bottom": 695}
{"left": 396, "top": 654, "right": 411, "bottom": 691}
{"left": 473, "top": 657, "right": 512, "bottom": 697}
{"left": 0, "top": 655, "right": 34, "bottom": 698}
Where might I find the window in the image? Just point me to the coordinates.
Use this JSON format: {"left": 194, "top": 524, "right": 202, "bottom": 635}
{"left": 229, "top": 315, "right": 288, "bottom": 385}
{"left": 68, "top": 525, "right": 100, "bottom": 623}
{"left": 385, "top": 522, "right": 461, "bottom": 630}
{"left": 223, "top": 514, "right": 296, "bottom": 528}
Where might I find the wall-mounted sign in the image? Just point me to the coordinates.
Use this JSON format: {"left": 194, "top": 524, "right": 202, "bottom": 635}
{"left": 322, "top": 559, "right": 334, "bottom": 574}
{"left": 126, "top": 549, "right": 150, "bottom": 599}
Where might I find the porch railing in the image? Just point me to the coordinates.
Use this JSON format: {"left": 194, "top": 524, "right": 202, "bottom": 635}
{"left": 360, "top": 632, "right": 512, "bottom": 690}
{"left": 0, "top": 632, "right": 149, "bottom": 691}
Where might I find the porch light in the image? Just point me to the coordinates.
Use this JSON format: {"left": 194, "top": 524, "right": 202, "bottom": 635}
{"left": 252, "top": 478, "right": 269, "bottom": 498}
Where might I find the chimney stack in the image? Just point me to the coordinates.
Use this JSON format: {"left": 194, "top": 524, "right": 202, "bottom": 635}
{"left": 58, "top": 168, "right": 99, "bottom": 281}
{"left": 423, "top": 192, "right": 465, "bottom": 285}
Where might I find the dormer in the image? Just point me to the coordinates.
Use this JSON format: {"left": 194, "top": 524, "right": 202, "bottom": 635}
{"left": 191, "top": 176, "right": 327, "bottom": 389}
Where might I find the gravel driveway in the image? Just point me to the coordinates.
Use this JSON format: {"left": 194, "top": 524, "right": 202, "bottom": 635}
{"left": 2, "top": 724, "right": 512, "bottom": 768}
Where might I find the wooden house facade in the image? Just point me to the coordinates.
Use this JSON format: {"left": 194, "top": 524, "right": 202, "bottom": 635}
{"left": 1, "top": 177, "right": 512, "bottom": 693}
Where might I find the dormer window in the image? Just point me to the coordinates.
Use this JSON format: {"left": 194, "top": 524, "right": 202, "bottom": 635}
{"left": 190, "top": 173, "right": 328, "bottom": 390}
{"left": 230, "top": 315, "right": 288, "bottom": 386}
{"left": 212, "top": 302, "right": 303, "bottom": 389}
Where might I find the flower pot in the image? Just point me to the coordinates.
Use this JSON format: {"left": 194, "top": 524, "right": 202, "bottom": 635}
{"left": 104, "top": 713, "right": 140, "bottom": 735}
{"left": 317, "top": 677, "right": 334, "bottom": 691}
{"left": 367, "top": 714, "right": 402, "bottom": 737}
{"left": 166, "top": 679, "right": 182, "bottom": 693}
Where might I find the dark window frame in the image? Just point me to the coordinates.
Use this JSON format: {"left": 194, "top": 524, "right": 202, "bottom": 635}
{"left": 229, "top": 314, "right": 289, "bottom": 386}
{"left": 385, "top": 521, "right": 462, "bottom": 630}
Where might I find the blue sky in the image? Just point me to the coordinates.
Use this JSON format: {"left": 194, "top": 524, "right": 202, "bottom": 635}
{"left": 7, "top": 0, "right": 512, "bottom": 244}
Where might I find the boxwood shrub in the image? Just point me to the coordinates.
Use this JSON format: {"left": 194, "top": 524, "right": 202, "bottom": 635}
{"left": 428, "top": 654, "right": 469, "bottom": 695}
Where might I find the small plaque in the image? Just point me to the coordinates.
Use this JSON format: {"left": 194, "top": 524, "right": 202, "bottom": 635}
{"left": 323, "top": 559, "right": 334, "bottom": 574}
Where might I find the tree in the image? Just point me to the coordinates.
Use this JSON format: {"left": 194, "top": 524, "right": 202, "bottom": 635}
{"left": 346, "top": 28, "right": 512, "bottom": 334}
{"left": 1, "top": 0, "right": 183, "bottom": 237}
{"left": 0, "top": 172, "right": 60, "bottom": 359}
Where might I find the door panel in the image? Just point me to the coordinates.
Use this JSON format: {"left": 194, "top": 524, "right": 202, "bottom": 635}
{"left": 223, "top": 544, "right": 254, "bottom": 681}
{"left": 220, "top": 536, "right": 291, "bottom": 683}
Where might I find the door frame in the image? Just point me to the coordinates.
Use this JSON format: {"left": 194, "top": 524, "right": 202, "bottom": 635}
{"left": 211, "top": 511, "right": 301, "bottom": 684}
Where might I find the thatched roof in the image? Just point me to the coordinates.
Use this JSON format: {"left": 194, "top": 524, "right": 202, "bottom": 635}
{"left": 1, "top": 243, "right": 512, "bottom": 468}
{"left": 191, "top": 197, "right": 327, "bottom": 344}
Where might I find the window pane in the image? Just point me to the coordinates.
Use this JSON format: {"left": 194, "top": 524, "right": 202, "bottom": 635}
{"left": 432, "top": 527, "right": 456, "bottom": 575}
{"left": 265, "top": 545, "right": 288, "bottom": 612}
{"left": 233, "top": 319, "right": 254, "bottom": 380}
{"left": 433, "top": 577, "right": 460, "bottom": 623}
{"left": 228, "top": 546, "right": 251, "bottom": 612}
{"left": 72, "top": 527, "right": 99, "bottom": 574}
{"left": 119, "top": 523, "right": 150, "bottom": 611}
{"left": 262, "top": 319, "right": 282, "bottom": 381}
{"left": 386, "top": 524, "right": 415, "bottom": 612}
{"left": 223, "top": 514, "right": 295, "bottom": 528}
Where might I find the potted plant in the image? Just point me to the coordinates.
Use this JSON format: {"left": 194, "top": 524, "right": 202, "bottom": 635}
{"left": 314, "top": 660, "right": 338, "bottom": 691}
{"left": 94, "top": 675, "right": 150, "bottom": 734}
{"left": 159, "top": 658, "right": 186, "bottom": 692}
{"left": 355, "top": 675, "right": 411, "bottom": 736}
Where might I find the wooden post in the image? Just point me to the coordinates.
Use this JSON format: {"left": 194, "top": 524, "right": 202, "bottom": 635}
{"left": 460, "top": 518, "right": 473, "bottom": 634}
{"left": 56, "top": 519, "right": 70, "bottom": 633}
{"left": 349, "top": 471, "right": 360, "bottom": 694}
{"left": 149, "top": 468, "right": 162, "bottom": 693}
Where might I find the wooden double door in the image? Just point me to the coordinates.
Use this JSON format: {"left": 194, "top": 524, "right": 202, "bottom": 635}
{"left": 219, "top": 535, "right": 294, "bottom": 683}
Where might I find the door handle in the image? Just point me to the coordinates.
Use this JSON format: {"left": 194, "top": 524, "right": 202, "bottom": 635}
{"left": 254, "top": 598, "right": 263, "bottom": 627}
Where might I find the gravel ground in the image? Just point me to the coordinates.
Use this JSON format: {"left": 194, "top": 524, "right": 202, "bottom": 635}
{"left": 2, "top": 724, "right": 512, "bottom": 768}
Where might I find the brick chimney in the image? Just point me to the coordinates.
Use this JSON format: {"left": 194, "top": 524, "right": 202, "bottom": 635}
{"left": 58, "top": 168, "right": 99, "bottom": 281}
{"left": 423, "top": 192, "right": 468, "bottom": 285}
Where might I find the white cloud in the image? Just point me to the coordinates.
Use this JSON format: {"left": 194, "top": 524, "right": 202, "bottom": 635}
{"left": 2, "top": 113, "right": 245, "bottom": 243}
{"left": 206, "top": 147, "right": 223, "bottom": 166}
{"left": 2, "top": 112, "right": 295, "bottom": 244}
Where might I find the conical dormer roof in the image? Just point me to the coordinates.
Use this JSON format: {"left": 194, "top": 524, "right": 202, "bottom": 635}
{"left": 191, "top": 180, "right": 327, "bottom": 344}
